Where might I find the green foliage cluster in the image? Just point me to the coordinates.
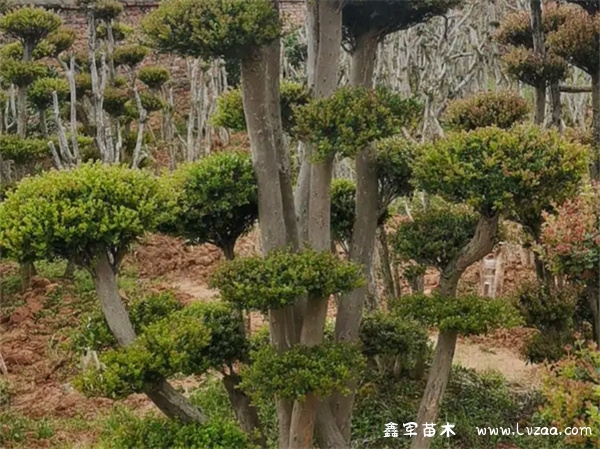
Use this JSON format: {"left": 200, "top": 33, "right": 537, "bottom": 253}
{"left": 414, "top": 124, "right": 589, "bottom": 217}
{"left": 501, "top": 48, "right": 568, "bottom": 88}
{"left": 0, "top": 163, "right": 167, "bottom": 265}
{"left": 283, "top": 29, "right": 307, "bottom": 73}
{"left": 393, "top": 203, "right": 479, "bottom": 270}
{"left": 99, "top": 408, "right": 256, "bottom": 449}
{"left": 0, "top": 135, "right": 48, "bottom": 163}
{"left": 71, "top": 292, "right": 183, "bottom": 352}
{"left": 97, "top": 22, "right": 133, "bottom": 42}
{"left": 139, "top": 92, "right": 165, "bottom": 112}
{"left": 28, "top": 77, "right": 69, "bottom": 110}
{"left": 212, "top": 81, "right": 309, "bottom": 133}
{"left": 541, "top": 342, "right": 600, "bottom": 447}
{"left": 330, "top": 179, "right": 357, "bottom": 244}
{"left": 0, "top": 6, "right": 62, "bottom": 47}
{"left": 242, "top": 342, "right": 365, "bottom": 401}
{"left": 92, "top": 0, "right": 124, "bottom": 22}
{"left": 43, "top": 27, "right": 76, "bottom": 56}
{"left": 75, "top": 313, "right": 211, "bottom": 398}
{"left": 514, "top": 282, "right": 578, "bottom": 332}
{"left": 211, "top": 249, "right": 364, "bottom": 311}
{"left": 0, "top": 59, "right": 47, "bottom": 87}
{"left": 374, "top": 136, "right": 416, "bottom": 209}
{"left": 514, "top": 282, "right": 581, "bottom": 363}
{"left": 160, "top": 150, "right": 258, "bottom": 256}
{"left": 494, "top": 4, "right": 573, "bottom": 48}
{"left": 113, "top": 45, "right": 149, "bottom": 68}
{"left": 547, "top": 9, "right": 600, "bottom": 75}
{"left": 138, "top": 66, "right": 170, "bottom": 90}
{"left": 295, "top": 86, "right": 422, "bottom": 160}
{"left": 442, "top": 90, "right": 529, "bottom": 131}
{"left": 391, "top": 293, "right": 522, "bottom": 336}
{"left": 143, "top": 0, "right": 280, "bottom": 60}
{"left": 359, "top": 311, "right": 428, "bottom": 364}
{"left": 102, "top": 87, "right": 130, "bottom": 117}
{"left": 342, "top": 0, "right": 461, "bottom": 47}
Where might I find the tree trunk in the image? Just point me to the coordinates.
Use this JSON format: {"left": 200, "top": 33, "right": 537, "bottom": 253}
{"left": 410, "top": 331, "right": 458, "bottom": 449}
{"left": 20, "top": 262, "right": 33, "bottom": 292}
{"left": 222, "top": 242, "right": 235, "bottom": 261}
{"left": 223, "top": 373, "right": 266, "bottom": 448}
{"left": 549, "top": 82, "right": 562, "bottom": 131}
{"left": 63, "top": 260, "right": 75, "bottom": 279}
{"left": 591, "top": 72, "right": 600, "bottom": 181}
{"left": 378, "top": 226, "right": 397, "bottom": 299}
{"left": 91, "top": 251, "right": 206, "bottom": 424}
{"left": 241, "top": 40, "right": 297, "bottom": 448}
{"left": 330, "top": 30, "right": 379, "bottom": 443}
{"left": 39, "top": 108, "right": 48, "bottom": 138}
{"left": 531, "top": 0, "right": 545, "bottom": 126}
{"left": 16, "top": 87, "right": 28, "bottom": 138}
{"left": 585, "top": 283, "right": 600, "bottom": 346}
{"left": 411, "top": 214, "right": 499, "bottom": 449}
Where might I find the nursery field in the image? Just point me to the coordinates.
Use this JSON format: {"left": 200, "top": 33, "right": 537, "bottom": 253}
{"left": 2, "top": 0, "right": 600, "bottom": 448}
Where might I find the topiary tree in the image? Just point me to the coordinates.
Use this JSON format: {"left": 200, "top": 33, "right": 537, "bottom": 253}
{"left": 409, "top": 123, "right": 588, "bottom": 449}
{"left": 0, "top": 6, "right": 62, "bottom": 137}
{"left": 547, "top": 7, "right": 600, "bottom": 180}
{"left": 442, "top": 90, "right": 530, "bottom": 131}
{"left": 28, "top": 77, "right": 69, "bottom": 137}
{"left": 539, "top": 183, "right": 600, "bottom": 345}
{"left": 160, "top": 150, "right": 258, "bottom": 260}
{"left": 495, "top": 2, "right": 574, "bottom": 127}
{"left": 0, "top": 163, "right": 206, "bottom": 424}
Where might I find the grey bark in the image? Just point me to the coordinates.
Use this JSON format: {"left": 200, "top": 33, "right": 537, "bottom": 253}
{"left": 331, "top": 31, "right": 380, "bottom": 442}
{"left": 549, "top": 82, "right": 562, "bottom": 131}
{"left": 411, "top": 213, "right": 499, "bottom": 449}
{"left": 223, "top": 373, "right": 267, "bottom": 448}
{"left": 530, "top": 0, "right": 545, "bottom": 126}
{"left": 91, "top": 251, "right": 207, "bottom": 424}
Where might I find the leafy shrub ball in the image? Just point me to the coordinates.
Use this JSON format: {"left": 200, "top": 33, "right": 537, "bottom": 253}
{"left": 211, "top": 249, "right": 364, "bottom": 311}
{"left": 391, "top": 293, "right": 522, "bottom": 336}
{"left": 0, "top": 163, "right": 167, "bottom": 266}
{"left": 241, "top": 342, "right": 366, "bottom": 401}
{"left": 295, "top": 86, "right": 422, "bottom": 160}
{"left": 143, "top": 0, "right": 281, "bottom": 60}
{"left": 0, "top": 6, "right": 62, "bottom": 46}
{"left": 160, "top": 150, "right": 258, "bottom": 257}
{"left": 442, "top": 90, "right": 529, "bottom": 131}
{"left": 414, "top": 124, "right": 588, "bottom": 217}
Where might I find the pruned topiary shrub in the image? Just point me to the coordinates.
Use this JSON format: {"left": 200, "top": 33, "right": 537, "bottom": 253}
{"left": 143, "top": 0, "right": 280, "bottom": 60}
{"left": 330, "top": 179, "right": 357, "bottom": 247}
{"left": 112, "top": 44, "right": 150, "bottom": 68}
{"left": 241, "top": 342, "right": 365, "bottom": 401}
{"left": 212, "top": 81, "right": 309, "bottom": 134}
{"left": 97, "top": 408, "right": 257, "bottom": 449}
{"left": 0, "top": 6, "right": 62, "bottom": 55}
{"left": 393, "top": 202, "right": 479, "bottom": 271}
{"left": 540, "top": 342, "right": 600, "bottom": 447}
{"left": 359, "top": 311, "right": 429, "bottom": 379}
{"left": 391, "top": 293, "right": 522, "bottom": 336}
{"left": 138, "top": 66, "right": 170, "bottom": 90}
{"left": 442, "top": 90, "right": 529, "bottom": 131}
{"left": 501, "top": 48, "right": 568, "bottom": 88}
{"left": 415, "top": 124, "right": 588, "bottom": 218}
{"left": 0, "top": 163, "right": 210, "bottom": 423}
{"left": 0, "top": 135, "right": 48, "bottom": 164}
{"left": 160, "top": 150, "right": 258, "bottom": 259}
{"left": 294, "top": 86, "right": 422, "bottom": 160}
{"left": 211, "top": 249, "right": 364, "bottom": 311}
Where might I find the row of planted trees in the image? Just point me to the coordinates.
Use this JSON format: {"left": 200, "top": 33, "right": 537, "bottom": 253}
{"left": 1, "top": 0, "right": 600, "bottom": 448}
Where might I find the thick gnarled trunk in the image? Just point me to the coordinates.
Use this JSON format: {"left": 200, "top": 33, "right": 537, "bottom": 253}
{"left": 223, "top": 373, "right": 266, "bottom": 448}
{"left": 91, "top": 251, "right": 206, "bottom": 424}
{"left": 411, "top": 214, "right": 499, "bottom": 449}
